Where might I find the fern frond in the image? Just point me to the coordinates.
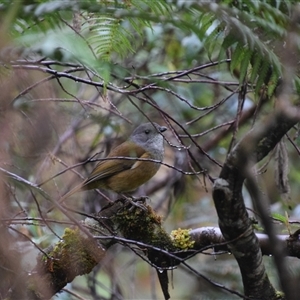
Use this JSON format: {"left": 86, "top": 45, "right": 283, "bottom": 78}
{"left": 204, "top": 23, "right": 223, "bottom": 60}
{"left": 254, "top": 59, "right": 272, "bottom": 96}
{"left": 230, "top": 43, "right": 246, "bottom": 74}
{"left": 86, "top": 15, "right": 134, "bottom": 60}
{"left": 81, "top": 0, "right": 172, "bottom": 61}
{"left": 239, "top": 48, "right": 252, "bottom": 84}
{"left": 9, "top": 0, "right": 172, "bottom": 63}
{"left": 133, "top": 0, "right": 172, "bottom": 16}
{"left": 198, "top": 13, "right": 217, "bottom": 37}
{"left": 267, "top": 68, "right": 280, "bottom": 98}
{"left": 249, "top": 55, "right": 262, "bottom": 84}
{"left": 190, "top": 1, "right": 286, "bottom": 95}
{"left": 221, "top": 33, "right": 238, "bottom": 52}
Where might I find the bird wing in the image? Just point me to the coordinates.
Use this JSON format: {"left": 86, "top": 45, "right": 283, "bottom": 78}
{"left": 130, "top": 151, "right": 155, "bottom": 169}
{"left": 83, "top": 141, "right": 146, "bottom": 185}
{"left": 48, "top": 142, "right": 152, "bottom": 212}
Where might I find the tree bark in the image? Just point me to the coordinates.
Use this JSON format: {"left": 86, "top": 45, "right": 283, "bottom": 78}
{"left": 212, "top": 110, "right": 299, "bottom": 299}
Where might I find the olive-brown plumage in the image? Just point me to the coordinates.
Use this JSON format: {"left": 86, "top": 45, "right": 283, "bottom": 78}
{"left": 53, "top": 122, "right": 167, "bottom": 208}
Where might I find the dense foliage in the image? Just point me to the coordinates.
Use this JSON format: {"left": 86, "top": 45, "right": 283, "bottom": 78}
{"left": 0, "top": 1, "right": 300, "bottom": 299}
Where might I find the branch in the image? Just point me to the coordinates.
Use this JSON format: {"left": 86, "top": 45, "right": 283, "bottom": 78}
{"left": 189, "top": 227, "right": 300, "bottom": 258}
{"left": 213, "top": 107, "right": 300, "bottom": 300}
{"left": 20, "top": 216, "right": 300, "bottom": 300}
{"left": 24, "top": 199, "right": 177, "bottom": 300}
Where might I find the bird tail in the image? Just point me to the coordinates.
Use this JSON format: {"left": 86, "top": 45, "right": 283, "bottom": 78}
{"left": 46, "top": 183, "right": 83, "bottom": 213}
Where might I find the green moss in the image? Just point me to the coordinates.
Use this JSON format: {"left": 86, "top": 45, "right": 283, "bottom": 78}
{"left": 113, "top": 204, "right": 176, "bottom": 251}
{"left": 45, "top": 228, "right": 102, "bottom": 283}
{"left": 170, "top": 228, "right": 195, "bottom": 250}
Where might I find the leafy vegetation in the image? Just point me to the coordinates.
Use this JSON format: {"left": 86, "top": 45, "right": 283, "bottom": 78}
{"left": 1, "top": 0, "right": 300, "bottom": 299}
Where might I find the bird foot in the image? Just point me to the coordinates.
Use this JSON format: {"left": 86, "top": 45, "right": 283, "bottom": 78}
{"left": 122, "top": 195, "right": 148, "bottom": 211}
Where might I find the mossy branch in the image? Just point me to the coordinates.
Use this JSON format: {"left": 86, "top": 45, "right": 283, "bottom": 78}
{"left": 25, "top": 199, "right": 182, "bottom": 300}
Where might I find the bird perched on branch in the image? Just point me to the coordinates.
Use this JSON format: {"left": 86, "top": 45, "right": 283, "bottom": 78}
{"left": 48, "top": 122, "right": 167, "bottom": 211}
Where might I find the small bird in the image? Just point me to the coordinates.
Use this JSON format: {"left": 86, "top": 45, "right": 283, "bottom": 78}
{"left": 50, "top": 122, "right": 167, "bottom": 210}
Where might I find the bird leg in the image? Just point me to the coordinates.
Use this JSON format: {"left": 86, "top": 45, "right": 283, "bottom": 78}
{"left": 120, "top": 195, "right": 148, "bottom": 211}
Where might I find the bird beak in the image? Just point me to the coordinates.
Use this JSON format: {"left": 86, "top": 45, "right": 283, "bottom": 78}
{"left": 159, "top": 126, "right": 167, "bottom": 133}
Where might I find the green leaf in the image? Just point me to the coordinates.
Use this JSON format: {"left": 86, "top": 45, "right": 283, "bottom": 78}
{"left": 205, "top": 23, "right": 223, "bottom": 60}
{"left": 267, "top": 67, "right": 280, "bottom": 97}
{"left": 271, "top": 212, "right": 288, "bottom": 224}
{"left": 239, "top": 48, "right": 252, "bottom": 84}
{"left": 230, "top": 43, "right": 245, "bottom": 74}
{"left": 249, "top": 55, "right": 262, "bottom": 84}
{"left": 221, "top": 33, "right": 238, "bottom": 52}
{"left": 254, "top": 59, "right": 271, "bottom": 96}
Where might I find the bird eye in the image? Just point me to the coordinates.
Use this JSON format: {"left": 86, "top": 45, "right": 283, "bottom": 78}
{"left": 145, "top": 129, "right": 150, "bottom": 134}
